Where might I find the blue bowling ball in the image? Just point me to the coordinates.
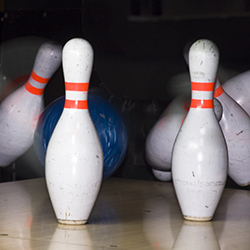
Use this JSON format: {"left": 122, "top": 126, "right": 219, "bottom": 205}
{"left": 34, "top": 89, "right": 128, "bottom": 180}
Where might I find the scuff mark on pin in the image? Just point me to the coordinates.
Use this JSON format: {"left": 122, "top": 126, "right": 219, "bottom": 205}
{"left": 236, "top": 130, "right": 244, "bottom": 135}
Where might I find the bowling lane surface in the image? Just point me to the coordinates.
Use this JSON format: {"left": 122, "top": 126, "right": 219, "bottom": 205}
{"left": 0, "top": 177, "right": 249, "bottom": 249}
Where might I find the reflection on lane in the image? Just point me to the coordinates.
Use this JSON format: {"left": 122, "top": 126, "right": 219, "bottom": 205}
{"left": 213, "top": 189, "right": 250, "bottom": 250}
{"left": 48, "top": 224, "right": 93, "bottom": 250}
{"left": 142, "top": 182, "right": 183, "bottom": 249}
{"left": 172, "top": 221, "right": 220, "bottom": 250}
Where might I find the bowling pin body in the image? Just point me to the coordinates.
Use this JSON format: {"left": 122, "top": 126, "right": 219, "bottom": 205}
{"left": 146, "top": 96, "right": 222, "bottom": 182}
{"left": 223, "top": 70, "right": 250, "bottom": 116}
{"left": 45, "top": 38, "right": 103, "bottom": 225}
{"left": 214, "top": 79, "right": 250, "bottom": 186}
{"left": 172, "top": 39, "right": 228, "bottom": 221}
{"left": 145, "top": 95, "right": 189, "bottom": 172}
{"left": 0, "top": 41, "right": 62, "bottom": 167}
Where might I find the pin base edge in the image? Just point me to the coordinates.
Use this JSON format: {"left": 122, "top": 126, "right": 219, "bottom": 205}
{"left": 236, "top": 182, "right": 250, "bottom": 187}
{"left": 58, "top": 219, "right": 87, "bottom": 225}
{"left": 183, "top": 215, "right": 212, "bottom": 222}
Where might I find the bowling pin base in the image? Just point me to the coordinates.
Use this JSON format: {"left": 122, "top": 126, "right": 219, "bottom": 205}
{"left": 58, "top": 219, "right": 87, "bottom": 225}
{"left": 152, "top": 168, "right": 172, "bottom": 182}
{"left": 238, "top": 182, "right": 250, "bottom": 187}
{"left": 183, "top": 215, "right": 212, "bottom": 222}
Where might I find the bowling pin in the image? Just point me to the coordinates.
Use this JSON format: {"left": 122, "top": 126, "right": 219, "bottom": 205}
{"left": 0, "top": 36, "right": 48, "bottom": 101}
{"left": 146, "top": 96, "right": 222, "bottom": 182}
{"left": 45, "top": 38, "right": 103, "bottom": 225}
{"left": 172, "top": 39, "right": 228, "bottom": 221}
{"left": 0, "top": 41, "right": 62, "bottom": 167}
{"left": 214, "top": 79, "right": 250, "bottom": 186}
{"left": 167, "top": 40, "right": 238, "bottom": 99}
{"left": 145, "top": 95, "right": 190, "bottom": 172}
{"left": 152, "top": 168, "right": 172, "bottom": 182}
{"left": 222, "top": 70, "right": 250, "bottom": 116}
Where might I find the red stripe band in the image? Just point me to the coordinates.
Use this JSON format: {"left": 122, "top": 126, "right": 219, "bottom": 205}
{"left": 65, "top": 82, "right": 89, "bottom": 91}
{"left": 31, "top": 71, "right": 49, "bottom": 84}
{"left": 214, "top": 85, "right": 224, "bottom": 98}
{"left": 64, "top": 99, "right": 88, "bottom": 109}
{"left": 25, "top": 82, "right": 45, "bottom": 95}
{"left": 190, "top": 99, "right": 213, "bottom": 109}
{"left": 191, "top": 82, "right": 214, "bottom": 92}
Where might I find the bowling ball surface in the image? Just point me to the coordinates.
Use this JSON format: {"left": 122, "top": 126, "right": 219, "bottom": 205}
{"left": 34, "top": 89, "right": 128, "bottom": 180}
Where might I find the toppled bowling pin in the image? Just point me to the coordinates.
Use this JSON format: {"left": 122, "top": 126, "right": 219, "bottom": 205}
{"left": 0, "top": 36, "right": 48, "bottom": 101}
{"left": 222, "top": 70, "right": 250, "bottom": 116}
{"left": 0, "top": 41, "right": 62, "bottom": 167}
{"left": 46, "top": 38, "right": 103, "bottom": 225}
{"left": 145, "top": 95, "right": 190, "bottom": 174}
{"left": 152, "top": 168, "right": 172, "bottom": 182}
{"left": 214, "top": 79, "right": 250, "bottom": 186}
{"left": 172, "top": 39, "right": 228, "bottom": 221}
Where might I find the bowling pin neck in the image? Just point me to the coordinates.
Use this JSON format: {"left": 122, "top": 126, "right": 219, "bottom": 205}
{"left": 33, "top": 42, "right": 62, "bottom": 79}
{"left": 24, "top": 71, "right": 49, "bottom": 96}
{"left": 190, "top": 81, "right": 214, "bottom": 109}
{"left": 188, "top": 39, "right": 219, "bottom": 110}
{"left": 64, "top": 82, "right": 89, "bottom": 110}
{"left": 24, "top": 41, "right": 62, "bottom": 96}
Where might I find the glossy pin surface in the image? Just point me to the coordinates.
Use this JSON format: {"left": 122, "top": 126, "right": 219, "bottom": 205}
{"left": 145, "top": 95, "right": 189, "bottom": 172}
{"left": 214, "top": 79, "right": 250, "bottom": 186}
{"left": 45, "top": 38, "right": 103, "bottom": 225}
{"left": 172, "top": 39, "right": 228, "bottom": 221}
{"left": 146, "top": 96, "right": 222, "bottom": 182}
{"left": 223, "top": 70, "right": 250, "bottom": 116}
{"left": 0, "top": 41, "right": 62, "bottom": 167}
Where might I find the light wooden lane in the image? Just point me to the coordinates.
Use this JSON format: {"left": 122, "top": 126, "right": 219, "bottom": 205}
{"left": 0, "top": 177, "right": 249, "bottom": 249}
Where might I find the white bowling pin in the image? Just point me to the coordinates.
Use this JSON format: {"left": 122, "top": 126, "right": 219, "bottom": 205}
{"left": 152, "top": 168, "right": 172, "bottom": 182}
{"left": 45, "top": 38, "right": 103, "bottom": 225}
{"left": 172, "top": 39, "right": 228, "bottom": 221}
{"left": 145, "top": 95, "right": 190, "bottom": 172}
{"left": 0, "top": 36, "right": 48, "bottom": 101}
{"left": 0, "top": 41, "right": 62, "bottom": 167}
{"left": 214, "top": 79, "right": 250, "bottom": 186}
{"left": 146, "top": 96, "right": 222, "bottom": 182}
{"left": 167, "top": 40, "right": 239, "bottom": 99}
{"left": 222, "top": 70, "right": 250, "bottom": 116}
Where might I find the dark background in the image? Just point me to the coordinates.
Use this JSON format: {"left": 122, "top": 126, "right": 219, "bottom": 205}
{"left": 1, "top": 0, "right": 250, "bottom": 190}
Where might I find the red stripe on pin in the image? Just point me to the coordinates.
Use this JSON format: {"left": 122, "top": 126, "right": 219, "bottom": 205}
{"left": 190, "top": 99, "right": 213, "bottom": 109}
{"left": 214, "top": 85, "right": 224, "bottom": 98}
{"left": 64, "top": 99, "right": 88, "bottom": 109}
{"left": 65, "top": 82, "right": 89, "bottom": 91}
{"left": 31, "top": 71, "right": 49, "bottom": 84}
{"left": 25, "top": 82, "right": 45, "bottom": 95}
{"left": 191, "top": 82, "right": 214, "bottom": 92}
